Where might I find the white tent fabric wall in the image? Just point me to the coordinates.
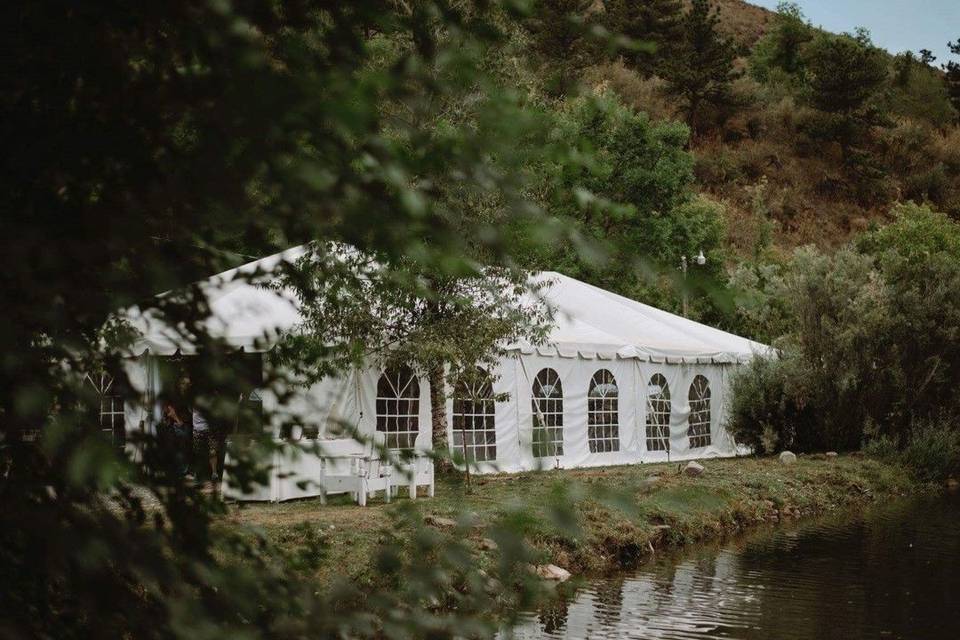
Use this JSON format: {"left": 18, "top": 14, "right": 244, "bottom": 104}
{"left": 226, "top": 364, "right": 435, "bottom": 501}
{"left": 445, "top": 355, "right": 738, "bottom": 475}
{"left": 119, "top": 247, "right": 769, "bottom": 501}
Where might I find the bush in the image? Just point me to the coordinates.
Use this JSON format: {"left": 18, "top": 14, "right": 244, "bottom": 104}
{"left": 900, "top": 425, "right": 960, "bottom": 482}
{"left": 884, "top": 63, "right": 958, "bottom": 125}
{"left": 865, "top": 424, "right": 960, "bottom": 482}
{"left": 748, "top": 2, "right": 812, "bottom": 85}
{"left": 862, "top": 434, "right": 898, "bottom": 460}
{"left": 729, "top": 204, "right": 960, "bottom": 457}
{"left": 726, "top": 354, "right": 816, "bottom": 454}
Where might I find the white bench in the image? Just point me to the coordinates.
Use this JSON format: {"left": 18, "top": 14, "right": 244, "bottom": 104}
{"left": 223, "top": 434, "right": 433, "bottom": 505}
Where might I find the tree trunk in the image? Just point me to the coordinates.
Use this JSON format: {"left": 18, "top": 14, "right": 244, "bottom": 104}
{"left": 428, "top": 364, "right": 448, "bottom": 455}
{"left": 685, "top": 95, "right": 700, "bottom": 145}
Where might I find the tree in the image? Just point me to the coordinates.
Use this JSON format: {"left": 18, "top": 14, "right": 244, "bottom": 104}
{"left": 522, "top": 94, "right": 727, "bottom": 316}
{"left": 887, "top": 51, "right": 957, "bottom": 125}
{"left": 524, "top": 0, "right": 596, "bottom": 95}
{"left": 944, "top": 38, "right": 960, "bottom": 117}
{"left": 602, "top": 0, "right": 684, "bottom": 77}
{"left": 0, "top": 2, "right": 575, "bottom": 637}
{"left": 729, "top": 203, "right": 960, "bottom": 454}
{"left": 749, "top": 2, "right": 813, "bottom": 82}
{"left": 275, "top": 248, "right": 550, "bottom": 455}
{"left": 894, "top": 51, "right": 917, "bottom": 87}
{"left": 801, "top": 31, "right": 888, "bottom": 158}
{"left": 804, "top": 32, "right": 888, "bottom": 115}
{"left": 659, "top": 0, "right": 741, "bottom": 133}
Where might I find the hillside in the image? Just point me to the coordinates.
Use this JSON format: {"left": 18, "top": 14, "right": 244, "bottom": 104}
{"left": 711, "top": 0, "right": 774, "bottom": 48}
{"left": 559, "top": 0, "right": 960, "bottom": 256}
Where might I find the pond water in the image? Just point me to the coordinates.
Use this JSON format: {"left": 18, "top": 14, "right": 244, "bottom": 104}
{"left": 505, "top": 492, "right": 960, "bottom": 640}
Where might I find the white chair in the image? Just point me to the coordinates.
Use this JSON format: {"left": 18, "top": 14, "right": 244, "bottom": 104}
{"left": 318, "top": 451, "right": 364, "bottom": 505}
{"left": 353, "top": 432, "right": 392, "bottom": 506}
{"left": 390, "top": 452, "right": 435, "bottom": 500}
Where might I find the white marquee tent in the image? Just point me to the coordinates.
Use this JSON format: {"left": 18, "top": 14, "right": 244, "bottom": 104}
{"left": 119, "top": 247, "right": 770, "bottom": 500}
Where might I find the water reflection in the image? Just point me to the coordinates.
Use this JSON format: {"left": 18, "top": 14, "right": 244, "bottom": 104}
{"left": 506, "top": 493, "right": 960, "bottom": 639}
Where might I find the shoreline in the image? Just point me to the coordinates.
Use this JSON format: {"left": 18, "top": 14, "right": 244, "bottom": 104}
{"left": 225, "top": 454, "right": 937, "bottom": 587}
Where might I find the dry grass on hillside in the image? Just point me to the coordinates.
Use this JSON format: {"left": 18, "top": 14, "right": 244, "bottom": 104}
{"left": 699, "top": 0, "right": 774, "bottom": 48}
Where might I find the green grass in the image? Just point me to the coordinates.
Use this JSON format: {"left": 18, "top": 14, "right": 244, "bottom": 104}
{"left": 220, "top": 454, "right": 934, "bottom": 586}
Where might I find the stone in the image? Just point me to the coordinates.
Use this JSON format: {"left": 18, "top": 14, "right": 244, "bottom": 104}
{"left": 462, "top": 511, "right": 485, "bottom": 530}
{"left": 826, "top": 451, "right": 838, "bottom": 458}
{"left": 640, "top": 476, "right": 661, "bottom": 491}
{"left": 536, "top": 564, "right": 572, "bottom": 582}
{"left": 779, "top": 451, "right": 797, "bottom": 465}
{"left": 478, "top": 538, "right": 498, "bottom": 551}
{"left": 424, "top": 515, "right": 457, "bottom": 529}
{"left": 683, "top": 461, "right": 705, "bottom": 477}
{"left": 947, "top": 478, "right": 959, "bottom": 490}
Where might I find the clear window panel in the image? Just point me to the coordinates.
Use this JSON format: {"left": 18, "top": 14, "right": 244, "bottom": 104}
{"left": 452, "top": 368, "right": 498, "bottom": 462}
{"left": 687, "top": 374, "right": 712, "bottom": 449}
{"left": 587, "top": 369, "right": 619, "bottom": 454}
{"left": 646, "top": 374, "right": 672, "bottom": 452}
{"left": 531, "top": 368, "right": 564, "bottom": 458}
{"left": 376, "top": 365, "right": 420, "bottom": 451}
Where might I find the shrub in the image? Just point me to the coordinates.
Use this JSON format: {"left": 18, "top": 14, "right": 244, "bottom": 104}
{"left": 693, "top": 146, "right": 742, "bottom": 187}
{"left": 729, "top": 204, "right": 960, "bottom": 456}
{"left": 748, "top": 2, "right": 812, "bottom": 84}
{"left": 862, "top": 434, "right": 898, "bottom": 460}
{"left": 899, "top": 424, "right": 960, "bottom": 482}
{"left": 726, "top": 354, "right": 817, "bottom": 453}
{"left": 582, "top": 63, "right": 676, "bottom": 122}
{"left": 867, "top": 423, "right": 960, "bottom": 482}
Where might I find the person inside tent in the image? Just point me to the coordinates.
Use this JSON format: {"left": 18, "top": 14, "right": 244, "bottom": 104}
{"left": 191, "top": 387, "right": 231, "bottom": 490}
{"left": 157, "top": 399, "right": 190, "bottom": 477}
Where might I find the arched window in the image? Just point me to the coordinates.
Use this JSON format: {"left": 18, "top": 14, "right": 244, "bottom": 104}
{"left": 452, "top": 368, "right": 497, "bottom": 462}
{"left": 588, "top": 369, "right": 619, "bottom": 453}
{"left": 646, "top": 374, "right": 671, "bottom": 452}
{"left": 688, "top": 375, "right": 711, "bottom": 449}
{"left": 85, "top": 371, "right": 126, "bottom": 447}
{"left": 531, "top": 368, "right": 563, "bottom": 458}
{"left": 376, "top": 365, "right": 420, "bottom": 450}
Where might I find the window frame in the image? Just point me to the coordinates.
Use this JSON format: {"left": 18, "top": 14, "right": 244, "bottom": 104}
{"left": 375, "top": 365, "right": 421, "bottom": 451}
{"left": 645, "top": 373, "right": 672, "bottom": 452}
{"left": 451, "top": 368, "right": 497, "bottom": 463}
{"left": 531, "top": 367, "right": 564, "bottom": 458}
{"left": 587, "top": 369, "right": 620, "bottom": 453}
{"left": 85, "top": 371, "right": 126, "bottom": 446}
{"left": 687, "top": 374, "right": 712, "bottom": 449}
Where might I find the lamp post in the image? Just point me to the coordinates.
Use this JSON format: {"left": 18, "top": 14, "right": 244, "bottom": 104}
{"left": 680, "top": 249, "right": 706, "bottom": 318}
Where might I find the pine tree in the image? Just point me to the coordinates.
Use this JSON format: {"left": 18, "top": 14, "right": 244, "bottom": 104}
{"left": 524, "top": 0, "right": 595, "bottom": 95}
{"left": 804, "top": 33, "right": 887, "bottom": 116}
{"left": 602, "top": 0, "right": 684, "bottom": 77}
{"left": 945, "top": 39, "right": 960, "bottom": 118}
{"left": 659, "top": 0, "right": 740, "bottom": 133}
{"left": 893, "top": 51, "right": 916, "bottom": 87}
{"left": 802, "top": 32, "right": 888, "bottom": 162}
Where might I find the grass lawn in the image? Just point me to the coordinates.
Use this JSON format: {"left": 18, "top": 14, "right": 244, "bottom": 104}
{"left": 220, "top": 454, "right": 931, "bottom": 588}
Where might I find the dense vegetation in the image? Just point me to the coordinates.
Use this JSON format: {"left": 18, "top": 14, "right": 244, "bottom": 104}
{"left": 512, "top": 1, "right": 960, "bottom": 470}
{"left": 3, "top": 1, "right": 960, "bottom": 638}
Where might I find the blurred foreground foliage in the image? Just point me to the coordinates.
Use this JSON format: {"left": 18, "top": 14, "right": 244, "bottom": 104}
{"left": 0, "top": 1, "right": 629, "bottom": 638}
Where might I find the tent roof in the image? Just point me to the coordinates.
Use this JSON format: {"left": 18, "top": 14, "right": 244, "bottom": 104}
{"left": 512, "top": 272, "right": 770, "bottom": 363}
{"left": 125, "top": 246, "right": 770, "bottom": 363}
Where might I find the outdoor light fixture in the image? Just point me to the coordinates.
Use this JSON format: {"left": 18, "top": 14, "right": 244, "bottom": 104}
{"left": 680, "top": 249, "right": 707, "bottom": 318}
